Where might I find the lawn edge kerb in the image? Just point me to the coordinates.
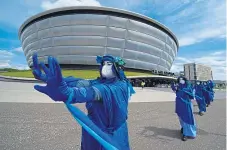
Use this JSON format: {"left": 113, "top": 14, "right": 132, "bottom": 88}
{"left": 0, "top": 70, "right": 152, "bottom": 79}
{"left": 0, "top": 74, "right": 152, "bottom": 81}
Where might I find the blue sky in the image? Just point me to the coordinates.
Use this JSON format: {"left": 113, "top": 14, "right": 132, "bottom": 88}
{"left": 0, "top": 0, "right": 226, "bottom": 80}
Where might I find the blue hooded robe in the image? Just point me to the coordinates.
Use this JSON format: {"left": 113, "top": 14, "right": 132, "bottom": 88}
{"left": 171, "top": 77, "right": 196, "bottom": 137}
{"left": 79, "top": 78, "right": 132, "bottom": 150}
{"left": 207, "top": 80, "right": 215, "bottom": 102}
{"left": 67, "top": 56, "right": 135, "bottom": 150}
{"left": 33, "top": 55, "right": 135, "bottom": 150}
{"left": 202, "top": 83, "right": 210, "bottom": 105}
{"left": 194, "top": 82, "right": 206, "bottom": 113}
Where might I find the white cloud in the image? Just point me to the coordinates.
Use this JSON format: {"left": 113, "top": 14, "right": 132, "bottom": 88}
{"left": 167, "top": 0, "right": 226, "bottom": 47}
{"left": 41, "top": 0, "right": 101, "bottom": 10}
{"left": 178, "top": 27, "right": 226, "bottom": 46}
{"left": 10, "top": 64, "right": 30, "bottom": 70}
{"left": 0, "top": 50, "right": 14, "bottom": 58}
{"left": 0, "top": 49, "right": 29, "bottom": 70}
{"left": 170, "top": 63, "right": 184, "bottom": 73}
{"left": 0, "top": 63, "right": 11, "bottom": 68}
{"left": 211, "top": 51, "right": 226, "bottom": 56}
{"left": 0, "top": 59, "right": 11, "bottom": 68}
{"left": 14, "top": 47, "right": 23, "bottom": 53}
{"left": 178, "top": 38, "right": 198, "bottom": 47}
{"left": 0, "top": 59, "right": 29, "bottom": 70}
{"left": 0, "top": 50, "right": 13, "bottom": 68}
{"left": 175, "top": 57, "right": 191, "bottom": 63}
{"left": 171, "top": 50, "right": 226, "bottom": 80}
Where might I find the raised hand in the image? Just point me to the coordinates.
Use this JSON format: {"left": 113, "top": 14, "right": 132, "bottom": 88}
{"left": 34, "top": 56, "right": 72, "bottom": 102}
{"left": 32, "top": 53, "right": 47, "bottom": 82}
{"left": 32, "top": 53, "right": 84, "bottom": 87}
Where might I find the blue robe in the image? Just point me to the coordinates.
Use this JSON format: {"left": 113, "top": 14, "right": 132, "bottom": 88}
{"left": 207, "top": 86, "right": 213, "bottom": 102}
{"left": 66, "top": 77, "right": 133, "bottom": 150}
{"left": 202, "top": 85, "right": 210, "bottom": 105}
{"left": 33, "top": 55, "right": 135, "bottom": 150}
{"left": 171, "top": 83, "right": 197, "bottom": 137}
{"left": 194, "top": 85, "right": 206, "bottom": 113}
{"left": 208, "top": 82, "right": 215, "bottom": 102}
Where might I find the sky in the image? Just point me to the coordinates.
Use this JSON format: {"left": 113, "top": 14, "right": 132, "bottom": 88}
{"left": 0, "top": 0, "right": 226, "bottom": 80}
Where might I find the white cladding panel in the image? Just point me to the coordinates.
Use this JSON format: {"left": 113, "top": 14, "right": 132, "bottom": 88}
{"left": 127, "top": 20, "right": 167, "bottom": 42}
{"left": 108, "top": 16, "right": 127, "bottom": 28}
{"left": 106, "top": 47, "right": 122, "bottom": 56}
{"left": 107, "top": 27, "right": 126, "bottom": 39}
{"left": 21, "top": 13, "right": 178, "bottom": 71}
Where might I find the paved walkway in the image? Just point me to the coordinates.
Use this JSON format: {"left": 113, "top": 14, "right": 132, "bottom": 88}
{"left": 0, "top": 99, "right": 226, "bottom": 150}
{"left": 130, "top": 87, "right": 175, "bottom": 102}
{"left": 0, "top": 81, "right": 177, "bottom": 103}
{"left": 0, "top": 81, "right": 226, "bottom": 150}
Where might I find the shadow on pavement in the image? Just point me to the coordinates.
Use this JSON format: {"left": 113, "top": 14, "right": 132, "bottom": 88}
{"left": 196, "top": 128, "right": 209, "bottom": 136}
{"left": 139, "top": 126, "right": 181, "bottom": 143}
{"left": 197, "top": 128, "right": 226, "bottom": 137}
{"left": 139, "top": 126, "right": 226, "bottom": 143}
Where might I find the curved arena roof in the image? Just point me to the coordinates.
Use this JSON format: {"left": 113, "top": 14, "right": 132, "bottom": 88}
{"left": 19, "top": 6, "right": 179, "bottom": 72}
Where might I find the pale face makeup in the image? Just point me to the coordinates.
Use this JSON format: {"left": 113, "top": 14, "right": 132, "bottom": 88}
{"left": 179, "top": 78, "right": 185, "bottom": 84}
{"left": 101, "top": 61, "right": 115, "bottom": 79}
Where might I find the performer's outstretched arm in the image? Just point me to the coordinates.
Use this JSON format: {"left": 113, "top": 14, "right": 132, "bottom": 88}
{"left": 32, "top": 55, "right": 129, "bottom": 105}
{"left": 182, "top": 87, "right": 195, "bottom": 99}
{"left": 64, "top": 76, "right": 94, "bottom": 88}
{"left": 66, "top": 86, "right": 102, "bottom": 103}
{"left": 33, "top": 55, "right": 103, "bottom": 103}
{"left": 32, "top": 53, "right": 96, "bottom": 88}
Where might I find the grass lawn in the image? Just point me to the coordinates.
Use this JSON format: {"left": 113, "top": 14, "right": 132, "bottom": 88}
{"left": 0, "top": 70, "right": 152, "bottom": 79}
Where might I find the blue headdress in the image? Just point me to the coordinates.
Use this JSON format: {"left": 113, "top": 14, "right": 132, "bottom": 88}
{"left": 96, "top": 55, "right": 126, "bottom": 80}
{"left": 96, "top": 55, "right": 135, "bottom": 96}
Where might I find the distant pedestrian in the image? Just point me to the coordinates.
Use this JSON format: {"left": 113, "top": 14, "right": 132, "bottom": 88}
{"left": 141, "top": 81, "right": 145, "bottom": 89}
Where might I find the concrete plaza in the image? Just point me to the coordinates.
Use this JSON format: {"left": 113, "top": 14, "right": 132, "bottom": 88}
{"left": 0, "top": 81, "right": 226, "bottom": 150}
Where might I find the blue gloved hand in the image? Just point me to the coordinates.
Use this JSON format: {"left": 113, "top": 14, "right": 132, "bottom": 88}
{"left": 34, "top": 56, "right": 72, "bottom": 102}
{"left": 32, "top": 53, "right": 83, "bottom": 87}
{"left": 32, "top": 53, "right": 47, "bottom": 82}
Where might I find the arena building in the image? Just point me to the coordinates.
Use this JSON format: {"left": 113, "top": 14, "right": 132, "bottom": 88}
{"left": 19, "top": 6, "right": 179, "bottom": 74}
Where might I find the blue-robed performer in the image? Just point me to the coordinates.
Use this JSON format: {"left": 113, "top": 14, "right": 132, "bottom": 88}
{"left": 194, "top": 81, "right": 206, "bottom": 116}
{"left": 207, "top": 80, "right": 215, "bottom": 102}
{"left": 202, "top": 82, "right": 211, "bottom": 107}
{"left": 32, "top": 53, "right": 135, "bottom": 150}
{"left": 171, "top": 77, "right": 197, "bottom": 141}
